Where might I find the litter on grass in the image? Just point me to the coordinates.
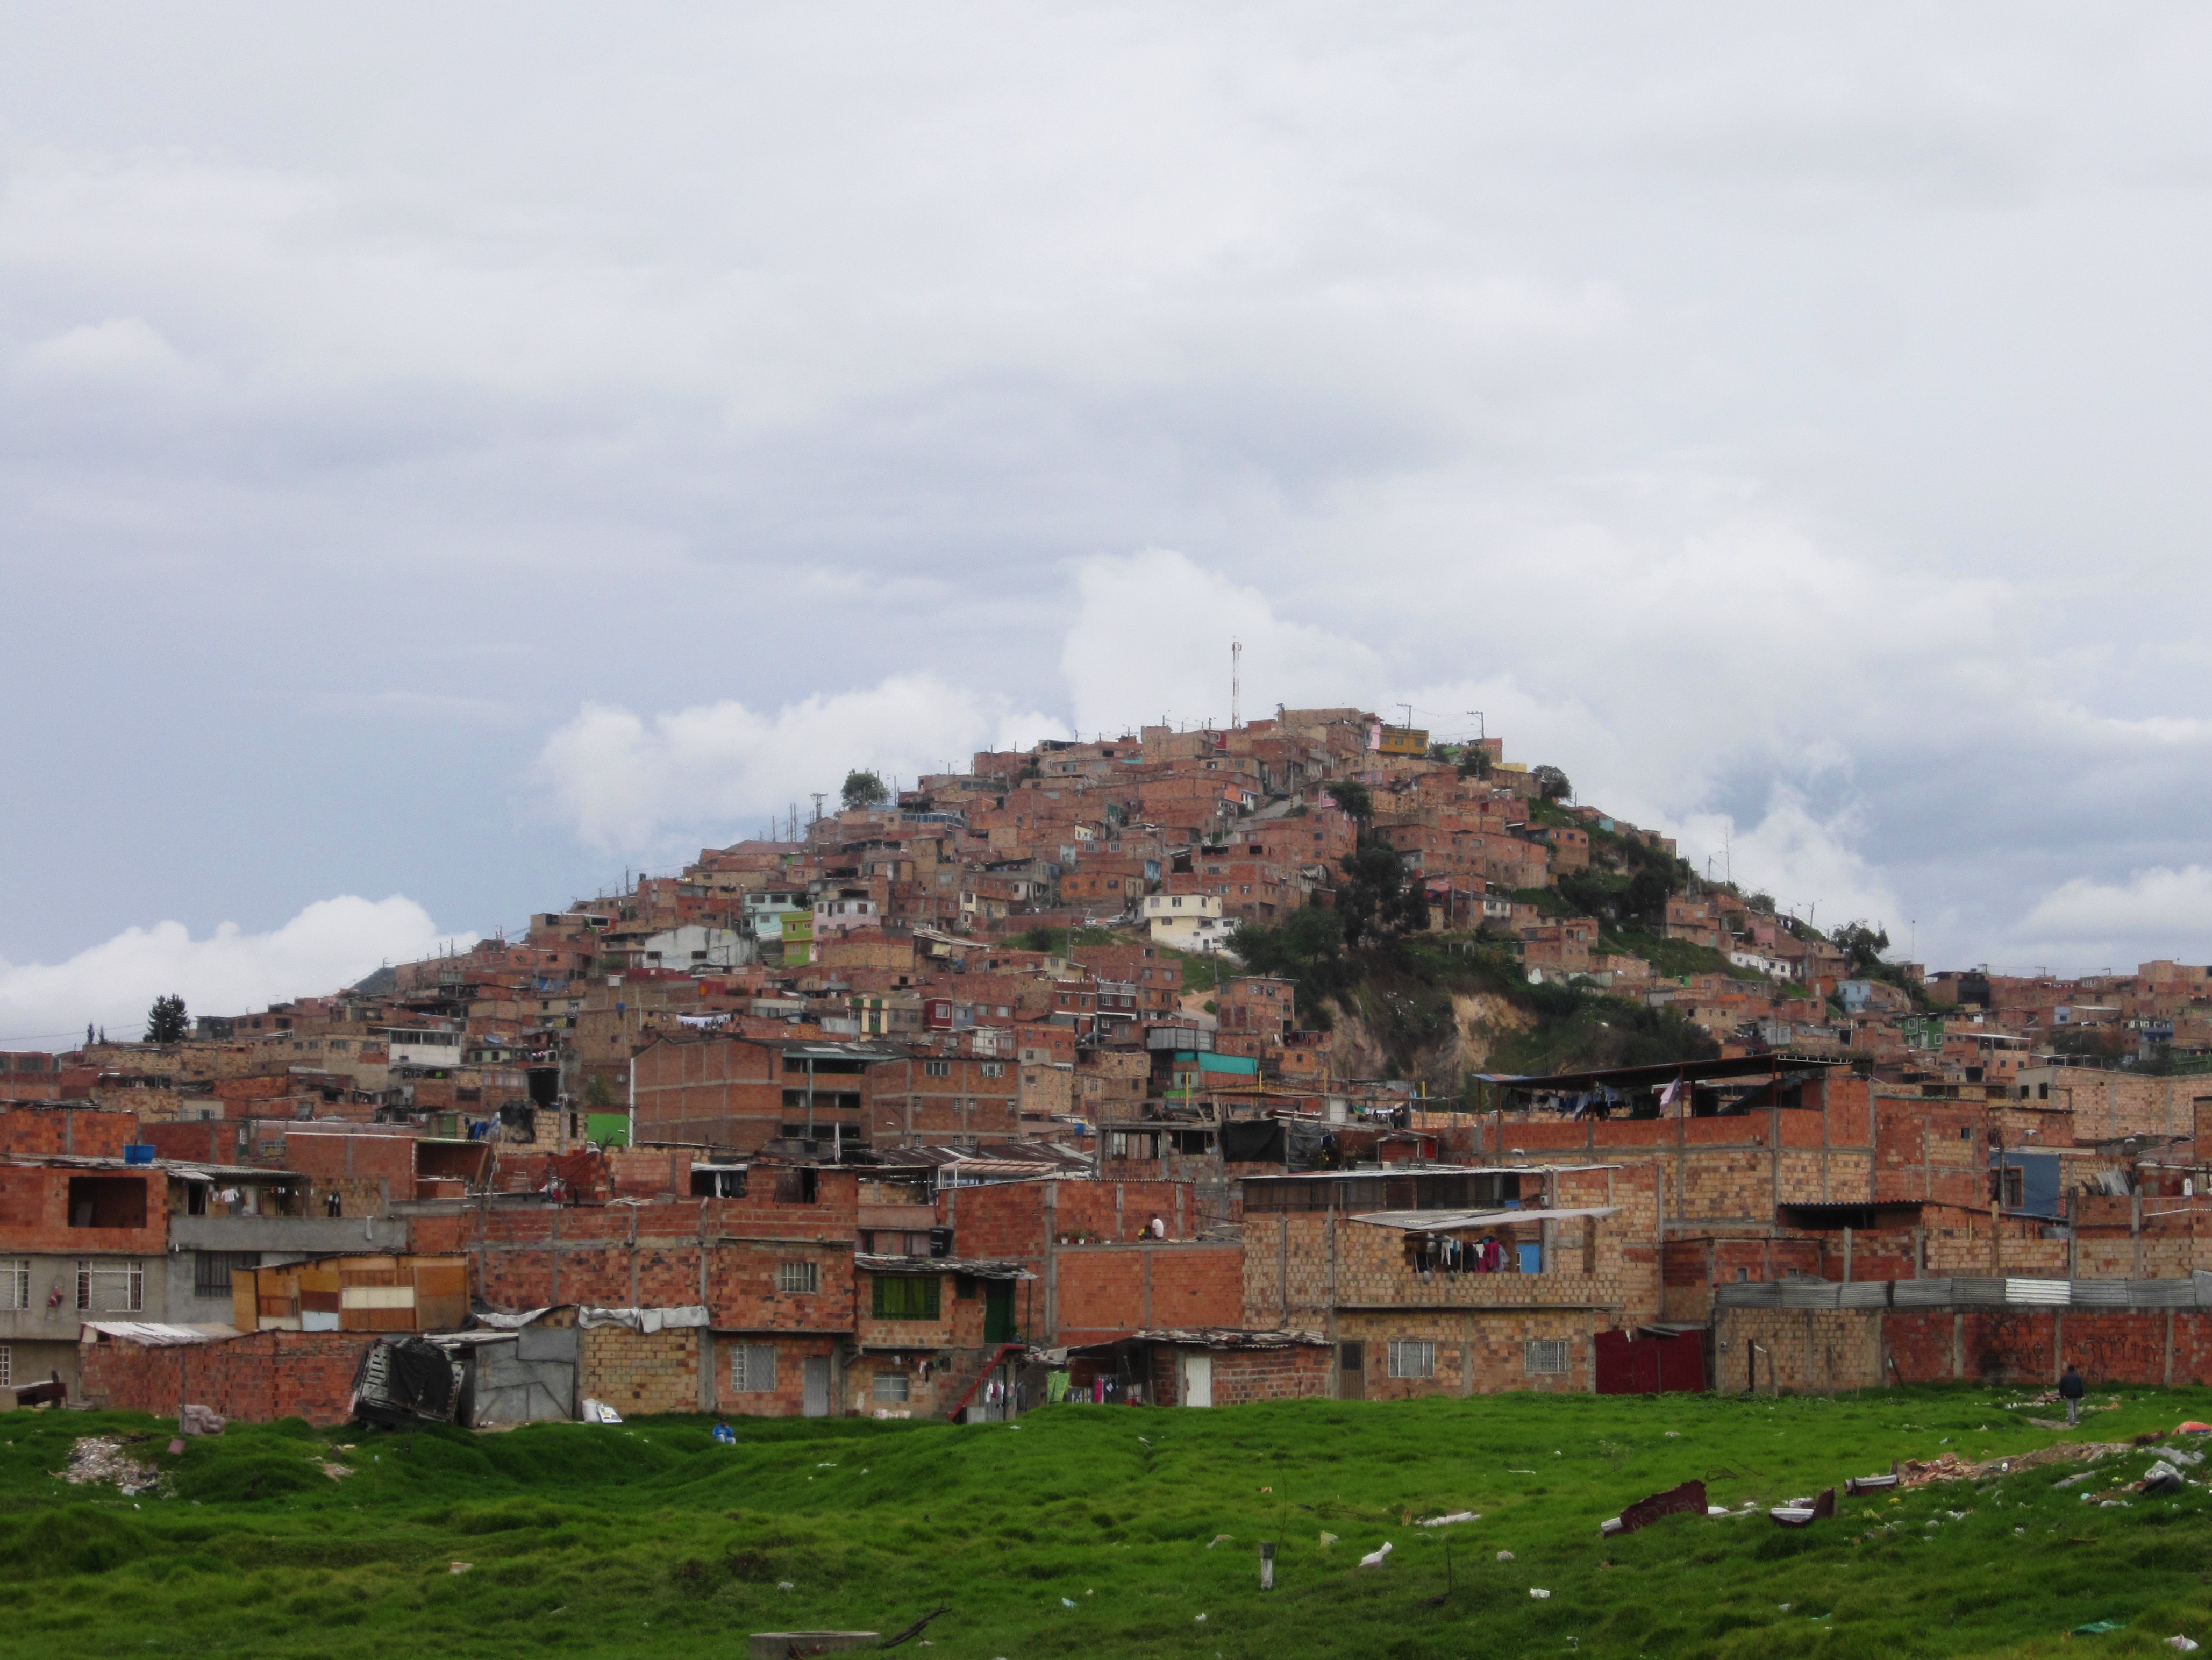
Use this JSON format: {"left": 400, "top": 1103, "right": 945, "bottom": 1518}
{"left": 2167, "top": 1637, "right": 2200, "bottom": 1652}
{"left": 58, "top": 1436, "right": 167, "bottom": 1497}
{"left": 1417, "top": 1511, "right": 1479, "bottom": 1527}
{"left": 1600, "top": 1479, "right": 1707, "bottom": 1537}
{"left": 1357, "top": 1543, "right": 1393, "bottom": 1568}
{"left": 1530, "top": 1588, "right": 1551, "bottom": 1599}
{"left": 1208, "top": 1535, "right": 1233, "bottom": 1548}
{"left": 1496, "top": 1550, "right": 1515, "bottom": 1562}
{"left": 2073, "top": 1618, "right": 2126, "bottom": 1635}
{"left": 448, "top": 1562, "right": 472, "bottom": 1575}
{"left": 1317, "top": 1533, "right": 1338, "bottom": 1547}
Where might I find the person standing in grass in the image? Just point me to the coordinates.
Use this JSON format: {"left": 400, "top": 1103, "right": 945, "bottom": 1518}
{"left": 2060, "top": 1362, "right": 2086, "bottom": 1426}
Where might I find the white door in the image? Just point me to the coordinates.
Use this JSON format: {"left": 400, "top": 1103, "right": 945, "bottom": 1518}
{"left": 1180, "top": 1350, "right": 1212, "bottom": 1408}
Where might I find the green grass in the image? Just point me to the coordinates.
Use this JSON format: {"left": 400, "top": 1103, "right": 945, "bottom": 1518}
{"left": 10, "top": 1387, "right": 2212, "bottom": 1657}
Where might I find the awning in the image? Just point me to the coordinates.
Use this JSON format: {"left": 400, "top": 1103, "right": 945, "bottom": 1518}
{"left": 1348, "top": 1206, "right": 1620, "bottom": 1232}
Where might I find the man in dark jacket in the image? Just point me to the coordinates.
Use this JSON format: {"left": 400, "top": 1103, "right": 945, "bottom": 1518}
{"left": 2060, "top": 1363, "right": 2086, "bottom": 1426}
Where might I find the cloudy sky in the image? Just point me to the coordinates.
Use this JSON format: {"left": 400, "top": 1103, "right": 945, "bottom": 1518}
{"left": 6, "top": 3, "right": 2212, "bottom": 1041}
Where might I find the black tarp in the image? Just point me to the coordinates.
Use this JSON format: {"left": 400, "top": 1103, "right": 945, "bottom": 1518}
{"left": 352, "top": 1337, "right": 459, "bottom": 1428}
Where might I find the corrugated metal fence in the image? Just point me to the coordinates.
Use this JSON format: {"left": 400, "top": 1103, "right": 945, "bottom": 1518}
{"left": 1716, "top": 1270, "right": 2212, "bottom": 1312}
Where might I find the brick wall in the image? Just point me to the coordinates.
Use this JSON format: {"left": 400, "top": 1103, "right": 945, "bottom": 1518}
{"left": 1335, "top": 1309, "right": 1597, "bottom": 1398}
{"left": 580, "top": 1325, "right": 700, "bottom": 1415}
{"left": 1714, "top": 1306, "right": 2212, "bottom": 1393}
{"left": 1048, "top": 1243, "right": 1243, "bottom": 1343}
{"left": 80, "top": 1329, "right": 377, "bottom": 1424}
{"left": 0, "top": 1108, "right": 139, "bottom": 1157}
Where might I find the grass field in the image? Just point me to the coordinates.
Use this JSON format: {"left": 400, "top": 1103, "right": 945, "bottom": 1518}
{"left": 9, "top": 1386, "right": 2212, "bottom": 1658}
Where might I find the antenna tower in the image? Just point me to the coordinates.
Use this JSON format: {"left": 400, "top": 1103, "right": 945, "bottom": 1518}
{"left": 1230, "top": 638, "right": 1241, "bottom": 729}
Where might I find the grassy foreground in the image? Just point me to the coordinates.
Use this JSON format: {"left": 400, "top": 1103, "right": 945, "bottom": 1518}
{"left": 8, "top": 1387, "right": 2212, "bottom": 1658}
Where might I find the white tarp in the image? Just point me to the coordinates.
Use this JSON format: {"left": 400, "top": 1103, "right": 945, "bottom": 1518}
{"left": 576, "top": 1305, "right": 709, "bottom": 1333}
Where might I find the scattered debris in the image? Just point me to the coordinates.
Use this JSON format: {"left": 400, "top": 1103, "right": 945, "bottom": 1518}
{"left": 1769, "top": 1489, "right": 1836, "bottom": 1528}
{"left": 1529, "top": 1588, "right": 1551, "bottom": 1600}
{"left": 1317, "top": 1532, "right": 1337, "bottom": 1547}
{"left": 2139, "top": 1462, "right": 2189, "bottom": 1497}
{"left": 448, "top": 1562, "right": 472, "bottom": 1575}
{"left": 1844, "top": 1473, "right": 1898, "bottom": 1494}
{"left": 2073, "top": 1618, "right": 2127, "bottom": 1635}
{"left": 879, "top": 1606, "right": 950, "bottom": 1650}
{"left": 1207, "top": 1535, "right": 1233, "bottom": 1549}
{"left": 58, "top": 1436, "right": 167, "bottom": 1497}
{"left": 1899, "top": 1443, "right": 2131, "bottom": 1489}
{"left": 2167, "top": 1637, "right": 2201, "bottom": 1653}
{"left": 1600, "top": 1479, "right": 1707, "bottom": 1537}
{"left": 2178, "top": 1423, "right": 2212, "bottom": 1436}
{"left": 1416, "top": 1511, "right": 1479, "bottom": 1527}
{"left": 1357, "top": 1542, "right": 1393, "bottom": 1569}
{"left": 1496, "top": 1550, "right": 1515, "bottom": 1562}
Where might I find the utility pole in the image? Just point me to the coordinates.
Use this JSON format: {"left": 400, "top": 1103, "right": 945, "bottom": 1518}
{"left": 810, "top": 792, "right": 827, "bottom": 826}
{"left": 1231, "top": 639, "right": 1241, "bottom": 729}
{"left": 1466, "top": 710, "right": 1484, "bottom": 743}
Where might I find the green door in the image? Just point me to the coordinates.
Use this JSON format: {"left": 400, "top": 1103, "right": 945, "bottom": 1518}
{"left": 984, "top": 1280, "right": 1016, "bottom": 1344}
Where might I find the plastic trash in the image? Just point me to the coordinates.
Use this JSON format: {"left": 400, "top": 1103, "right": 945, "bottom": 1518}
{"left": 1417, "top": 1511, "right": 1480, "bottom": 1527}
{"left": 2179, "top": 1422, "right": 2212, "bottom": 1435}
{"left": 2140, "top": 1462, "right": 2188, "bottom": 1495}
{"left": 1208, "top": 1534, "right": 1233, "bottom": 1549}
{"left": 1193, "top": 1613, "right": 1207, "bottom": 1623}
{"left": 1530, "top": 1588, "right": 1551, "bottom": 1599}
{"left": 2073, "top": 1619, "right": 2126, "bottom": 1635}
{"left": 448, "top": 1562, "right": 472, "bottom": 1574}
{"left": 1317, "top": 1532, "right": 1338, "bottom": 1547}
{"left": 1061, "top": 1598, "right": 1077, "bottom": 1608}
{"left": 1357, "top": 1542, "right": 1393, "bottom": 1568}
{"left": 2167, "top": 1638, "right": 2200, "bottom": 1653}
{"left": 1496, "top": 1550, "right": 1515, "bottom": 1561}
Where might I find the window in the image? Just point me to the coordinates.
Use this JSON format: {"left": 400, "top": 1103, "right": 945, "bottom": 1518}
{"left": 0, "top": 1344, "right": 9, "bottom": 1386}
{"left": 924, "top": 1060, "right": 951, "bottom": 1078}
{"left": 1338, "top": 1341, "right": 1365, "bottom": 1374}
{"left": 773, "top": 1170, "right": 818, "bottom": 1205}
{"left": 775, "top": 1260, "right": 820, "bottom": 1295}
{"left": 1525, "top": 1340, "right": 1568, "bottom": 1376}
{"left": 872, "top": 1274, "right": 941, "bottom": 1321}
{"left": 194, "top": 1252, "right": 258, "bottom": 1299}
{"left": 1996, "top": 1166, "right": 2025, "bottom": 1209}
{"left": 980, "top": 1063, "right": 1004, "bottom": 1079}
{"left": 872, "top": 1370, "right": 911, "bottom": 1402}
{"left": 1387, "top": 1340, "right": 1436, "bottom": 1379}
{"left": 0, "top": 1259, "right": 26, "bottom": 1310}
{"left": 76, "top": 1259, "right": 143, "bottom": 1313}
{"left": 730, "top": 1344, "right": 778, "bottom": 1393}
{"left": 67, "top": 1176, "right": 147, "bottom": 1230}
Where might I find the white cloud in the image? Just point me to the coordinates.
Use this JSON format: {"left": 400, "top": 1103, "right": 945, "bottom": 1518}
{"left": 0, "top": 896, "right": 466, "bottom": 1048}
{"left": 1061, "top": 548, "right": 1386, "bottom": 738}
{"left": 2014, "top": 867, "right": 2212, "bottom": 970}
{"left": 536, "top": 675, "right": 1068, "bottom": 852}
{"left": 17, "top": 315, "right": 191, "bottom": 382}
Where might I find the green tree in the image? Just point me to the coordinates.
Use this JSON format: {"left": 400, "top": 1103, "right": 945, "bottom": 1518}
{"left": 145, "top": 994, "right": 189, "bottom": 1044}
{"left": 1458, "top": 747, "right": 1493, "bottom": 781}
{"left": 1832, "top": 922, "right": 1891, "bottom": 976}
{"left": 840, "top": 770, "right": 888, "bottom": 811}
{"left": 1338, "top": 836, "right": 1430, "bottom": 947}
{"left": 1531, "top": 764, "right": 1572, "bottom": 801}
{"left": 1326, "top": 781, "right": 1373, "bottom": 822}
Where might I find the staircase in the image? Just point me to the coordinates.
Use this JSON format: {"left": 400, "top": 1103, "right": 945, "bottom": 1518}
{"left": 939, "top": 1342, "right": 1024, "bottom": 1421}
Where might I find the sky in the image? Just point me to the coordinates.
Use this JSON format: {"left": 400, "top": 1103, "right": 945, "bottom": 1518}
{"left": 8, "top": 3, "right": 2212, "bottom": 1042}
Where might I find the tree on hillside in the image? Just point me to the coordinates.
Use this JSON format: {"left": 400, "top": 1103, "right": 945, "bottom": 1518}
{"left": 1338, "top": 837, "right": 1430, "bottom": 947}
{"left": 1531, "top": 765, "right": 1572, "bottom": 801}
{"left": 840, "top": 770, "right": 888, "bottom": 811}
{"left": 145, "top": 994, "right": 189, "bottom": 1044}
{"left": 1327, "top": 781, "right": 1373, "bottom": 822}
{"left": 1458, "top": 747, "right": 1493, "bottom": 781}
{"left": 1833, "top": 922, "right": 1890, "bottom": 975}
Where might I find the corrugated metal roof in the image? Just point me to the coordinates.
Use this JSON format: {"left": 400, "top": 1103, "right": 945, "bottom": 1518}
{"left": 81, "top": 1322, "right": 239, "bottom": 1345}
{"left": 855, "top": 1253, "right": 1033, "bottom": 1280}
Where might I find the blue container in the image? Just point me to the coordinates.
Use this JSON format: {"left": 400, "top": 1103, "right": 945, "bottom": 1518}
{"left": 123, "top": 1143, "right": 155, "bottom": 1165}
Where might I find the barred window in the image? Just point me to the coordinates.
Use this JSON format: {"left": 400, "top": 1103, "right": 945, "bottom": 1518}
{"left": 0, "top": 1344, "right": 9, "bottom": 1387}
{"left": 872, "top": 1370, "right": 911, "bottom": 1402}
{"left": 76, "top": 1259, "right": 143, "bottom": 1313}
{"left": 980, "top": 1063, "right": 1004, "bottom": 1078}
{"left": 775, "top": 1260, "right": 819, "bottom": 1295}
{"left": 730, "top": 1344, "right": 777, "bottom": 1393}
{"left": 1386, "top": 1339, "right": 1436, "bottom": 1379}
{"left": 1525, "top": 1339, "right": 1568, "bottom": 1376}
{"left": 924, "top": 1060, "right": 951, "bottom": 1078}
{"left": 194, "top": 1252, "right": 258, "bottom": 1299}
{"left": 0, "top": 1259, "right": 27, "bottom": 1311}
{"left": 872, "top": 1274, "right": 941, "bottom": 1321}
